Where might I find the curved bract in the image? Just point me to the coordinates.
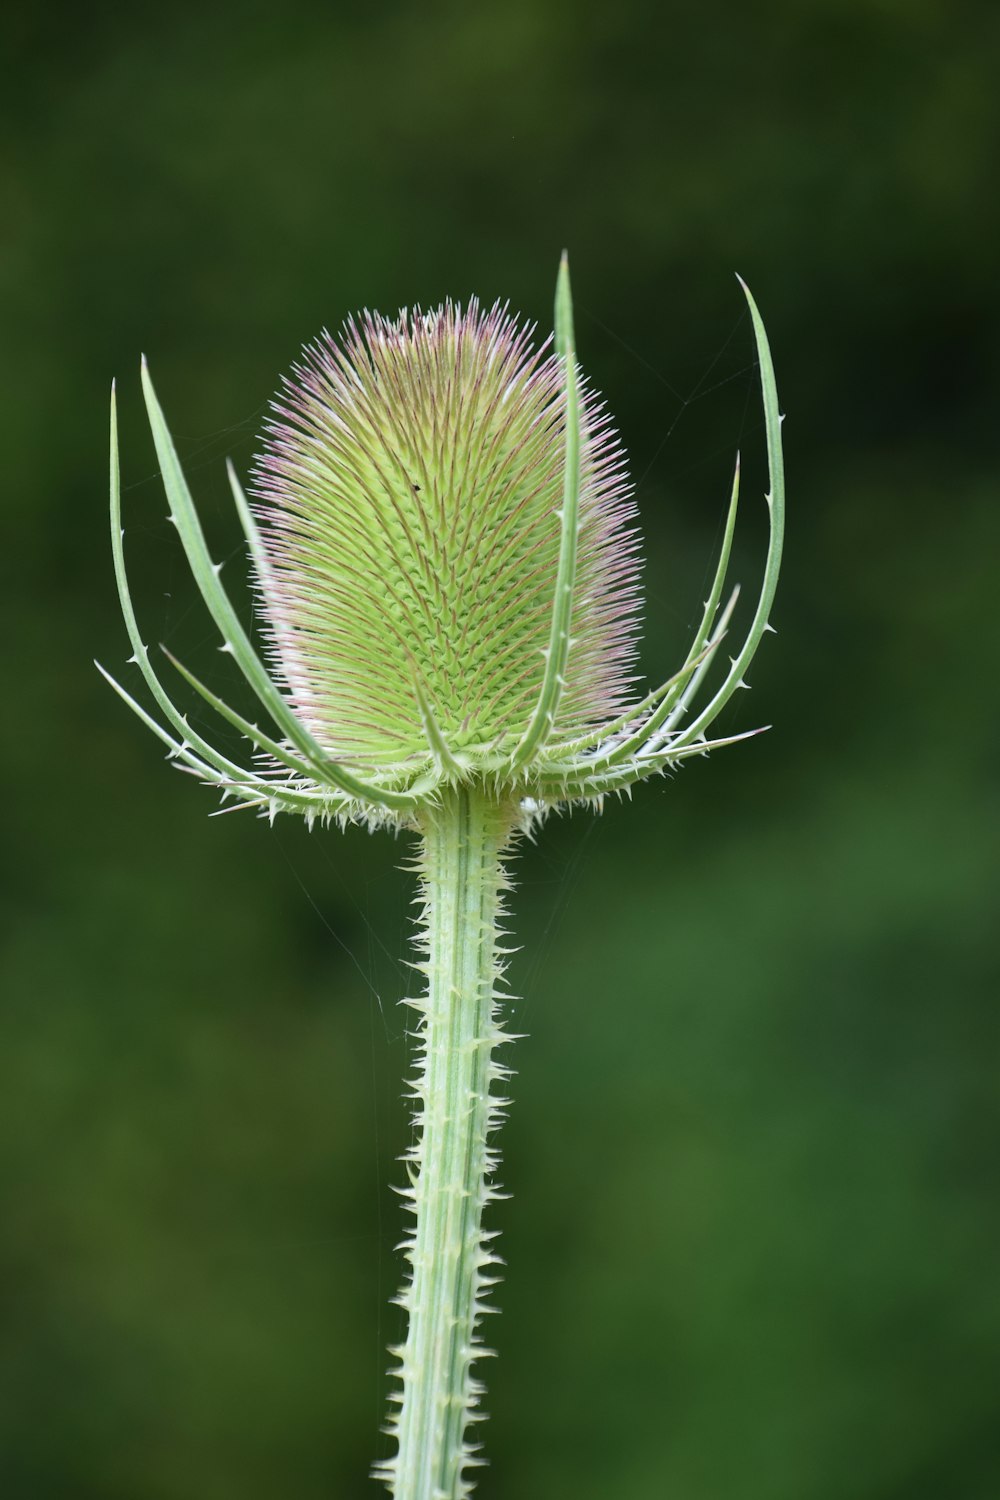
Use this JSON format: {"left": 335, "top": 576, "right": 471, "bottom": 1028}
{"left": 99, "top": 259, "right": 784, "bottom": 829}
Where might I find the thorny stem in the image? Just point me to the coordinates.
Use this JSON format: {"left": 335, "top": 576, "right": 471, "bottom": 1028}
{"left": 377, "top": 787, "right": 519, "bottom": 1499}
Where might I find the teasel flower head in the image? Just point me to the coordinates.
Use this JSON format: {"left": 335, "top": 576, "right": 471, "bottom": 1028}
{"left": 100, "top": 256, "right": 784, "bottom": 830}
{"left": 253, "top": 294, "right": 641, "bottom": 766}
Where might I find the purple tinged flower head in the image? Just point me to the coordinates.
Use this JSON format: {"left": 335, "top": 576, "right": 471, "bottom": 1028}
{"left": 250, "top": 299, "right": 642, "bottom": 767}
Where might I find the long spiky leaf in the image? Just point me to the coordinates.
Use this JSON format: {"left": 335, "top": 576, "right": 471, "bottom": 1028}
{"left": 648, "top": 584, "right": 741, "bottom": 737}
{"left": 534, "top": 725, "right": 769, "bottom": 801}
{"left": 585, "top": 585, "right": 740, "bottom": 769}
{"left": 226, "top": 457, "right": 269, "bottom": 576}
{"left": 160, "top": 647, "right": 347, "bottom": 789}
{"left": 509, "top": 254, "right": 583, "bottom": 767}
{"left": 670, "top": 280, "right": 785, "bottom": 748}
{"left": 105, "top": 382, "right": 294, "bottom": 798}
{"left": 140, "top": 360, "right": 418, "bottom": 812}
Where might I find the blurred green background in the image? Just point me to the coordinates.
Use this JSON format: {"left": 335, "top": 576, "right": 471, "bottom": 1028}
{"left": 3, "top": 1, "right": 998, "bottom": 1496}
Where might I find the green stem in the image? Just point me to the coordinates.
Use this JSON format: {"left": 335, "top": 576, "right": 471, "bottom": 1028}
{"left": 377, "top": 786, "right": 519, "bottom": 1499}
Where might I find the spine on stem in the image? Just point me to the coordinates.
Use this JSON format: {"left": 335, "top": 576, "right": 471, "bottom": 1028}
{"left": 377, "top": 786, "right": 519, "bottom": 1499}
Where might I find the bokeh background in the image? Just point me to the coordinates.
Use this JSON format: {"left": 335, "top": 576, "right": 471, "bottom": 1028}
{"left": 3, "top": 2, "right": 999, "bottom": 1496}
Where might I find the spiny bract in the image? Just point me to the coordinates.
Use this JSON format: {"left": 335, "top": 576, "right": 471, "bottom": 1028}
{"left": 100, "top": 257, "right": 784, "bottom": 829}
